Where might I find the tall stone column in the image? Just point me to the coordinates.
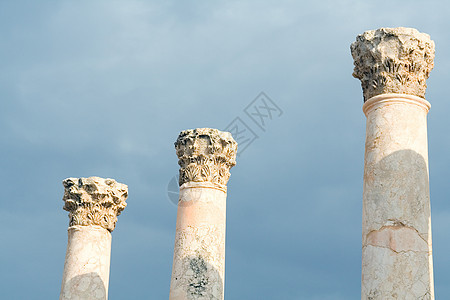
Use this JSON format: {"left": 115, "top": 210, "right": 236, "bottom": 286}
{"left": 169, "top": 128, "right": 237, "bottom": 300}
{"left": 351, "top": 28, "right": 435, "bottom": 299}
{"left": 59, "top": 177, "right": 128, "bottom": 300}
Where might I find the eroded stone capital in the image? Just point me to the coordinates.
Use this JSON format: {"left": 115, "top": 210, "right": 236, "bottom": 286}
{"left": 62, "top": 177, "right": 128, "bottom": 232}
{"left": 351, "top": 27, "right": 435, "bottom": 101}
{"left": 175, "top": 128, "right": 237, "bottom": 187}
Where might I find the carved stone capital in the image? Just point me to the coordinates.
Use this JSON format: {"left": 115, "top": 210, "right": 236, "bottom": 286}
{"left": 62, "top": 177, "right": 128, "bottom": 232}
{"left": 351, "top": 27, "right": 435, "bottom": 101}
{"left": 175, "top": 128, "right": 237, "bottom": 187}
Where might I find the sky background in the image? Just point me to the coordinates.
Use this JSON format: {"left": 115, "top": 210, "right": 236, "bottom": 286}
{"left": 1, "top": 0, "right": 450, "bottom": 299}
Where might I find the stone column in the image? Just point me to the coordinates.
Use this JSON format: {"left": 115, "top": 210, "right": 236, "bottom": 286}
{"left": 59, "top": 177, "right": 128, "bottom": 300}
{"left": 351, "top": 28, "right": 435, "bottom": 299}
{"left": 169, "top": 128, "right": 237, "bottom": 300}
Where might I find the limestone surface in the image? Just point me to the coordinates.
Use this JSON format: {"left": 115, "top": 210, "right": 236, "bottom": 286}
{"left": 62, "top": 177, "right": 128, "bottom": 232}
{"left": 60, "top": 225, "right": 112, "bottom": 300}
{"left": 361, "top": 94, "right": 434, "bottom": 299}
{"left": 170, "top": 183, "right": 227, "bottom": 300}
{"left": 351, "top": 27, "right": 435, "bottom": 101}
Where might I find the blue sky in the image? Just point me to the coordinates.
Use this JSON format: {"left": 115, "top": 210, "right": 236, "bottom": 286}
{"left": 1, "top": 0, "right": 450, "bottom": 299}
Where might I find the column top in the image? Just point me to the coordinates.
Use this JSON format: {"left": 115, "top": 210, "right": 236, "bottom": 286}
{"left": 62, "top": 177, "right": 128, "bottom": 232}
{"left": 175, "top": 128, "right": 237, "bottom": 187}
{"left": 351, "top": 27, "right": 435, "bottom": 101}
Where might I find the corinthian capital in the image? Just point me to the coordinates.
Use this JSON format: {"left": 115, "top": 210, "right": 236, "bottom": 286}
{"left": 62, "top": 177, "right": 128, "bottom": 232}
{"left": 351, "top": 27, "right": 435, "bottom": 101}
{"left": 175, "top": 128, "right": 238, "bottom": 187}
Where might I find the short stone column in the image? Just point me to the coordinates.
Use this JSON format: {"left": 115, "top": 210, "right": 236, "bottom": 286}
{"left": 351, "top": 28, "right": 435, "bottom": 299}
{"left": 169, "top": 128, "right": 237, "bottom": 300}
{"left": 59, "top": 177, "right": 128, "bottom": 300}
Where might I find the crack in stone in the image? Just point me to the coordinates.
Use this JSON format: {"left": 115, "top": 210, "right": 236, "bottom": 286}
{"left": 366, "top": 219, "right": 429, "bottom": 243}
{"left": 364, "top": 243, "right": 429, "bottom": 255}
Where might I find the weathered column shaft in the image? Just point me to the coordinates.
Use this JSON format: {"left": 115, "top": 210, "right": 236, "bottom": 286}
{"left": 61, "top": 225, "right": 112, "bottom": 299}
{"left": 352, "top": 27, "right": 435, "bottom": 299}
{"left": 169, "top": 128, "right": 237, "bottom": 300}
{"left": 60, "top": 177, "right": 128, "bottom": 300}
{"left": 362, "top": 94, "right": 433, "bottom": 298}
